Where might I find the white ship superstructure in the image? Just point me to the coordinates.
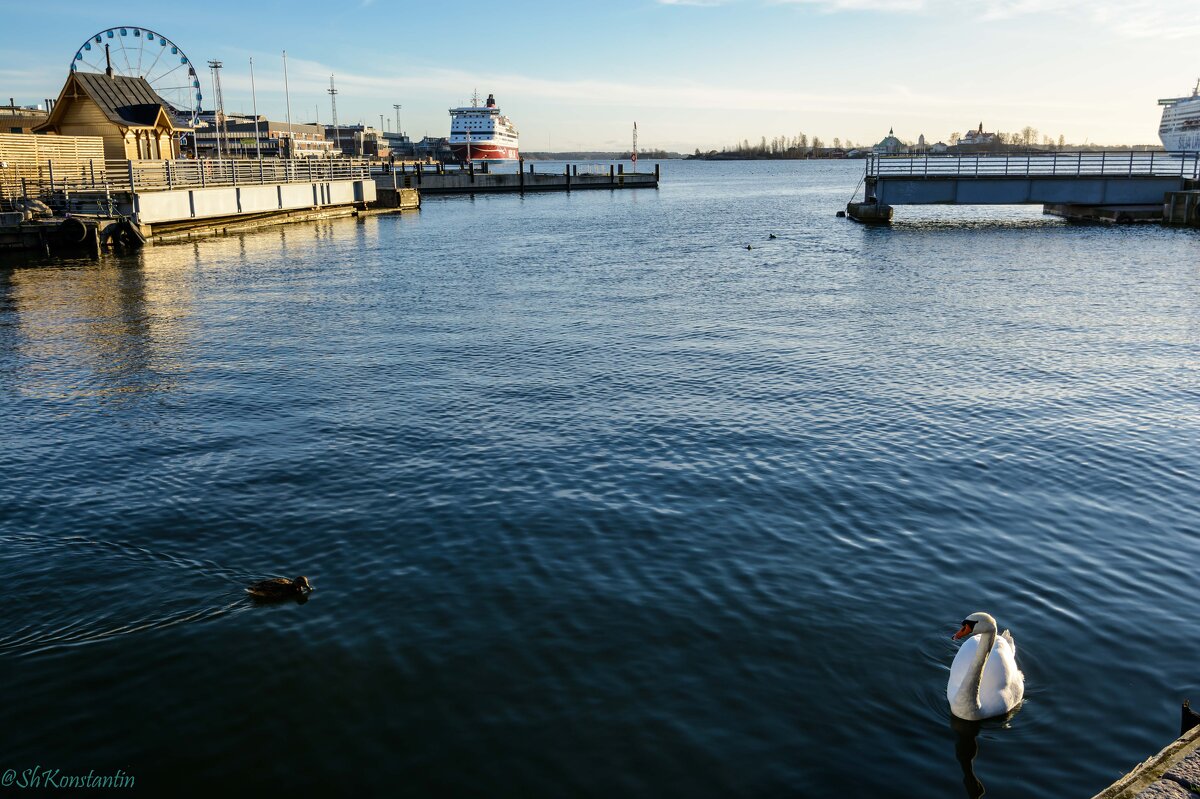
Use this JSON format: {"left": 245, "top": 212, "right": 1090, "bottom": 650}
{"left": 1159, "top": 80, "right": 1200, "bottom": 152}
{"left": 449, "top": 92, "right": 519, "bottom": 163}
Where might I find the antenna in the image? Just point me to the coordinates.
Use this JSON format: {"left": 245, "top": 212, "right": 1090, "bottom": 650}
{"left": 208, "top": 60, "right": 226, "bottom": 158}
{"left": 328, "top": 75, "right": 340, "bottom": 157}
{"left": 104, "top": 44, "right": 113, "bottom": 78}
{"left": 393, "top": 103, "right": 402, "bottom": 137}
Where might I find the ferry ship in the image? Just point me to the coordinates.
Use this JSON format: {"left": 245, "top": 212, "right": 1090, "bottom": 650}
{"left": 1158, "top": 80, "right": 1200, "bottom": 152}
{"left": 449, "top": 92, "right": 519, "bottom": 163}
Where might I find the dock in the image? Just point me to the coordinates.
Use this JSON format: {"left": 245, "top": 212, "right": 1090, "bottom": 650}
{"left": 376, "top": 160, "right": 660, "bottom": 195}
{"left": 847, "top": 152, "right": 1200, "bottom": 225}
{"left": 1, "top": 156, "right": 402, "bottom": 253}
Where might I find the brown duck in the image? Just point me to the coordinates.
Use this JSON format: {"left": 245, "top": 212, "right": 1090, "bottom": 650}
{"left": 246, "top": 576, "right": 313, "bottom": 599}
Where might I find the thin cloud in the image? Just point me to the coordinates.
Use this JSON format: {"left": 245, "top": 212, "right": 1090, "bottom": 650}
{"left": 772, "top": 0, "right": 1200, "bottom": 37}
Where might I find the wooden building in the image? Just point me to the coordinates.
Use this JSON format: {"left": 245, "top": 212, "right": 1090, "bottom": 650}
{"left": 34, "top": 71, "right": 187, "bottom": 160}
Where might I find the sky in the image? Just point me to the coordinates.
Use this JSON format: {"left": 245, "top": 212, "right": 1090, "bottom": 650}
{"left": 3, "top": 0, "right": 1199, "bottom": 151}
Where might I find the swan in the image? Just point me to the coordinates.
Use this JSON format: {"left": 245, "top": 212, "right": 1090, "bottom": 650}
{"left": 947, "top": 612, "right": 1025, "bottom": 720}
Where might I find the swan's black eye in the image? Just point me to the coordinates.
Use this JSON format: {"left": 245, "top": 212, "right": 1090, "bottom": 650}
{"left": 961, "top": 620, "right": 976, "bottom": 629}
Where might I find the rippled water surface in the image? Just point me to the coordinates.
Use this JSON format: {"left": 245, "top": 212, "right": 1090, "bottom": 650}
{"left": 2, "top": 161, "right": 1198, "bottom": 797}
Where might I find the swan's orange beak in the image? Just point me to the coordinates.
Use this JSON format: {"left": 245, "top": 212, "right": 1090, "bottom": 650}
{"left": 953, "top": 623, "right": 973, "bottom": 640}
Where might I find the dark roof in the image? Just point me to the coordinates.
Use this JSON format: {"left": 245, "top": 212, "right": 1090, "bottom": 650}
{"left": 72, "top": 71, "right": 176, "bottom": 129}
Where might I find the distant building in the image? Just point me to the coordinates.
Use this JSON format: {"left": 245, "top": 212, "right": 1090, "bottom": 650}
{"left": 325, "top": 124, "right": 386, "bottom": 158}
{"left": 873, "top": 127, "right": 907, "bottom": 155}
{"left": 1, "top": 102, "right": 50, "bottom": 134}
{"left": 929, "top": 141, "right": 950, "bottom": 154}
{"left": 193, "top": 111, "right": 332, "bottom": 158}
{"left": 33, "top": 70, "right": 188, "bottom": 160}
{"left": 957, "top": 122, "right": 999, "bottom": 147}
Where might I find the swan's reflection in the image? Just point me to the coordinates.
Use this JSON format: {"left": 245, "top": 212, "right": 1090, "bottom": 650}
{"left": 950, "top": 715, "right": 985, "bottom": 798}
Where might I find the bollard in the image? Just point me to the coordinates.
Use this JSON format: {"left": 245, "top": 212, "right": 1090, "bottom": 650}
{"left": 519, "top": 158, "right": 525, "bottom": 191}
{"left": 655, "top": 163, "right": 660, "bottom": 182}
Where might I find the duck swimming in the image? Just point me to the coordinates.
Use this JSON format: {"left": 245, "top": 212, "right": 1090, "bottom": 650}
{"left": 247, "top": 576, "right": 313, "bottom": 600}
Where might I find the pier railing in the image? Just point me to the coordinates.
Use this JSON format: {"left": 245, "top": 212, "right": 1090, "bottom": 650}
{"left": 1, "top": 157, "right": 374, "bottom": 202}
{"left": 866, "top": 151, "right": 1200, "bottom": 180}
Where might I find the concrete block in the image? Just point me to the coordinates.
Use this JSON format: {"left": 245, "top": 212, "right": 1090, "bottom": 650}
{"left": 1164, "top": 752, "right": 1200, "bottom": 790}
{"left": 1134, "top": 780, "right": 1193, "bottom": 798}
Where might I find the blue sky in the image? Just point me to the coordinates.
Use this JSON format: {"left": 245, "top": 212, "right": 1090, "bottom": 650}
{"left": 3, "top": 0, "right": 1198, "bottom": 150}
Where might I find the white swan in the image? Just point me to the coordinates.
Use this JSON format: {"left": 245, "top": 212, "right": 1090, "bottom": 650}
{"left": 947, "top": 612, "right": 1025, "bottom": 721}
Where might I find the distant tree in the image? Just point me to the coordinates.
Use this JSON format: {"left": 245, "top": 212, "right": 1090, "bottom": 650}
{"left": 1021, "top": 126, "right": 1036, "bottom": 146}
{"left": 833, "top": 137, "right": 841, "bottom": 149}
{"left": 1057, "top": 134, "right": 1066, "bottom": 150}
{"left": 799, "top": 133, "right": 808, "bottom": 148}
{"left": 949, "top": 131, "right": 961, "bottom": 145}
{"left": 812, "top": 136, "right": 824, "bottom": 150}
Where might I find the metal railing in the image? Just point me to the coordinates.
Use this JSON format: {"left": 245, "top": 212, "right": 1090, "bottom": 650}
{"left": 866, "top": 151, "right": 1200, "bottom": 180}
{"left": 114, "top": 158, "right": 373, "bottom": 191}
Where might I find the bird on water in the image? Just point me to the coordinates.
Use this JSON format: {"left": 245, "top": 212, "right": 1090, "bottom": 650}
{"left": 947, "top": 611, "right": 1025, "bottom": 721}
{"left": 247, "top": 576, "right": 313, "bottom": 599}
{"left": 768, "top": 234, "right": 777, "bottom": 239}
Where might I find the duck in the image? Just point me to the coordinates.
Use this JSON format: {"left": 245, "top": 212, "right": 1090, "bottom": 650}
{"left": 768, "top": 233, "right": 777, "bottom": 239}
{"left": 947, "top": 611, "right": 1025, "bottom": 720}
{"left": 247, "top": 576, "right": 313, "bottom": 600}
{"left": 745, "top": 244, "right": 753, "bottom": 250}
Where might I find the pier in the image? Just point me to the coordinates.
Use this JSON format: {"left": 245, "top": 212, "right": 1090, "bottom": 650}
{"left": 377, "top": 160, "right": 660, "bottom": 195}
{"left": 1, "top": 154, "right": 384, "bottom": 250}
{"left": 849, "top": 152, "right": 1200, "bottom": 224}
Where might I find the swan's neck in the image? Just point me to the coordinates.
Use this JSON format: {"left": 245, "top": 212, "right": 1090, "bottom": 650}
{"left": 955, "top": 629, "right": 995, "bottom": 715}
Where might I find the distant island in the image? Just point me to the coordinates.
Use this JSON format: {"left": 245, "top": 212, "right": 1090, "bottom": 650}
{"left": 686, "top": 126, "right": 1164, "bottom": 160}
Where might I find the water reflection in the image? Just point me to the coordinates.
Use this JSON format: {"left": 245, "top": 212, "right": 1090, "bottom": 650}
{"left": 2, "top": 252, "right": 196, "bottom": 406}
{"left": 950, "top": 715, "right": 986, "bottom": 798}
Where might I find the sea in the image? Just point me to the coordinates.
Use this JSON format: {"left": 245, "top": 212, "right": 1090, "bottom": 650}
{"left": 1, "top": 160, "right": 1197, "bottom": 797}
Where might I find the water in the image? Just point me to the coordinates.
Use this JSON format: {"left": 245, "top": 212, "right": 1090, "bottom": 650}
{"left": 1, "top": 161, "right": 1197, "bottom": 797}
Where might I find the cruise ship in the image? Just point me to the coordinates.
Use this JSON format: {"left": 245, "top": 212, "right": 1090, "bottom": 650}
{"left": 1158, "top": 80, "right": 1200, "bottom": 152}
{"left": 449, "top": 92, "right": 519, "bottom": 163}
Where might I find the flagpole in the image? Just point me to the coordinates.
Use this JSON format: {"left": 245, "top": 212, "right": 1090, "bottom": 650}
{"left": 282, "top": 50, "right": 294, "bottom": 157}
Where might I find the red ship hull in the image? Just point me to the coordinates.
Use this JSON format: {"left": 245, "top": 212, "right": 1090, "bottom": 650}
{"left": 450, "top": 143, "right": 519, "bottom": 162}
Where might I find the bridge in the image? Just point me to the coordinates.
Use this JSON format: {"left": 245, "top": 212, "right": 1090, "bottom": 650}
{"left": 851, "top": 151, "right": 1200, "bottom": 222}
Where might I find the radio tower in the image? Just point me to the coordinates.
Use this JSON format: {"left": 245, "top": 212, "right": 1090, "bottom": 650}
{"left": 631, "top": 121, "right": 638, "bottom": 171}
{"left": 328, "top": 75, "right": 341, "bottom": 157}
{"left": 208, "top": 60, "right": 227, "bottom": 158}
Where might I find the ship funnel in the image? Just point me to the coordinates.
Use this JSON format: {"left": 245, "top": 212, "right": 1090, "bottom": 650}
{"left": 486, "top": 93, "right": 496, "bottom": 108}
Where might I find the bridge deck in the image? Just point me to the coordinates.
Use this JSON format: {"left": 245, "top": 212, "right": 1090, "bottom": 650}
{"left": 864, "top": 152, "right": 1199, "bottom": 207}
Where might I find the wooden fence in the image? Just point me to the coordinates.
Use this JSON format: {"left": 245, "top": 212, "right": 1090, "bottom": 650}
{"left": 0, "top": 133, "right": 107, "bottom": 200}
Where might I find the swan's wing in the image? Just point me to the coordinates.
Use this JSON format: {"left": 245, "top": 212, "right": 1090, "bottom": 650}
{"left": 948, "top": 634, "right": 981, "bottom": 701}
{"left": 1001, "top": 629, "right": 1015, "bottom": 656}
{"left": 980, "top": 636, "right": 1025, "bottom": 716}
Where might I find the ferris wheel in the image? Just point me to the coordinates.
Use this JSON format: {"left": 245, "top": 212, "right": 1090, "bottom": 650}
{"left": 71, "top": 27, "right": 202, "bottom": 125}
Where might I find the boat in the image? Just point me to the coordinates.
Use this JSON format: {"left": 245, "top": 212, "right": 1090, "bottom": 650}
{"left": 449, "top": 92, "right": 519, "bottom": 163}
{"left": 1158, "top": 80, "right": 1200, "bottom": 152}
